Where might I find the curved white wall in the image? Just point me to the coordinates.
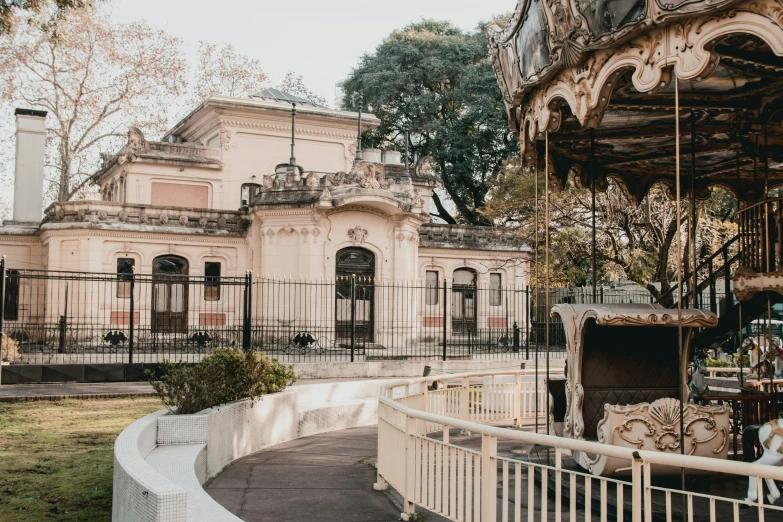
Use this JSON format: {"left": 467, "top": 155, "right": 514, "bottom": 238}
{"left": 113, "top": 379, "right": 396, "bottom": 522}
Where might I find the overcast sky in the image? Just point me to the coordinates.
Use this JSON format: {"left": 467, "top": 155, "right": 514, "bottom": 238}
{"left": 110, "top": 0, "right": 514, "bottom": 108}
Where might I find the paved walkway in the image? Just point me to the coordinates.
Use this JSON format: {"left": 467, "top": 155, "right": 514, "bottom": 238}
{"left": 0, "top": 381, "right": 155, "bottom": 401}
{"left": 206, "top": 425, "right": 440, "bottom": 522}
{"left": 0, "top": 378, "right": 378, "bottom": 402}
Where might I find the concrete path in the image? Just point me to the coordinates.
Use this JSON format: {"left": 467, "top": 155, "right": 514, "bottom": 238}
{"left": 0, "top": 378, "right": 375, "bottom": 402}
{"left": 0, "top": 381, "right": 155, "bottom": 402}
{"left": 206, "top": 425, "right": 441, "bottom": 522}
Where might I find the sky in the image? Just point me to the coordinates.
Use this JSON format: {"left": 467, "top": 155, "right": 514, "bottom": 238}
{"left": 109, "top": 0, "right": 515, "bottom": 108}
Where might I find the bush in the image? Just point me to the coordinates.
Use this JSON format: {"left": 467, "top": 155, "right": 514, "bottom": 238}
{"left": 1, "top": 334, "right": 19, "bottom": 363}
{"left": 705, "top": 358, "right": 732, "bottom": 368}
{"left": 146, "top": 348, "right": 296, "bottom": 414}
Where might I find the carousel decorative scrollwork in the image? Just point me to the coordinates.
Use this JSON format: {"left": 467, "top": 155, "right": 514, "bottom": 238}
{"left": 602, "top": 398, "right": 728, "bottom": 455}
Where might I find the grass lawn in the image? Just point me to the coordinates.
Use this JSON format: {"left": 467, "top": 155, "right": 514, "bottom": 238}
{"left": 0, "top": 397, "right": 162, "bottom": 521}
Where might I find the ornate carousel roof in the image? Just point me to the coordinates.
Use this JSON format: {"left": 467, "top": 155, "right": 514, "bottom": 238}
{"left": 486, "top": 0, "right": 783, "bottom": 204}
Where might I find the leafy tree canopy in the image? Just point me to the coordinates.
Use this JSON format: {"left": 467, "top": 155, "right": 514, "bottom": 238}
{"left": 341, "top": 19, "right": 518, "bottom": 225}
{"left": 482, "top": 156, "right": 738, "bottom": 296}
{"left": 0, "top": 0, "right": 93, "bottom": 35}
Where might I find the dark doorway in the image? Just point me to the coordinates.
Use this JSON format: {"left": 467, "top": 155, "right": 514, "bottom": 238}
{"left": 335, "top": 247, "right": 375, "bottom": 343}
{"left": 152, "top": 256, "right": 189, "bottom": 333}
{"left": 452, "top": 268, "right": 477, "bottom": 335}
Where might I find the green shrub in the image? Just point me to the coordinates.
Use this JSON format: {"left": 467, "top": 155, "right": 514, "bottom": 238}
{"left": 705, "top": 358, "right": 732, "bottom": 368}
{"left": 146, "top": 348, "right": 296, "bottom": 414}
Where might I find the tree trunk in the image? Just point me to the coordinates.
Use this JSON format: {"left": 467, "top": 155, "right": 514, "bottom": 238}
{"left": 431, "top": 192, "right": 457, "bottom": 224}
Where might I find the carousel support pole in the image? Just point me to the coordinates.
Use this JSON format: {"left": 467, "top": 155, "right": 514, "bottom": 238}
{"left": 545, "top": 130, "right": 550, "bottom": 438}
{"left": 591, "top": 128, "right": 597, "bottom": 304}
{"left": 675, "top": 74, "right": 688, "bottom": 511}
{"left": 690, "top": 112, "right": 697, "bottom": 310}
{"left": 740, "top": 303, "right": 744, "bottom": 387}
{"left": 533, "top": 133, "right": 540, "bottom": 434}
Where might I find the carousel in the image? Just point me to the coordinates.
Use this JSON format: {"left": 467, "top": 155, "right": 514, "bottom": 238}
{"left": 487, "top": 0, "right": 783, "bottom": 477}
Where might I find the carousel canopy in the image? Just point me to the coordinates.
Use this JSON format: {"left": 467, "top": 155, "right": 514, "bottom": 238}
{"left": 487, "top": 0, "right": 783, "bottom": 204}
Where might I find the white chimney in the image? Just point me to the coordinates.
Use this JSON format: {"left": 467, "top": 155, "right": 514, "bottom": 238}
{"left": 13, "top": 109, "right": 47, "bottom": 223}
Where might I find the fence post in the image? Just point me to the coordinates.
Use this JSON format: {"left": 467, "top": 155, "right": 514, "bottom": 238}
{"left": 513, "top": 321, "right": 520, "bottom": 354}
{"left": 460, "top": 376, "right": 470, "bottom": 422}
{"left": 247, "top": 271, "right": 253, "bottom": 350}
{"left": 631, "top": 453, "right": 644, "bottom": 522}
{"left": 128, "top": 267, "right": 135, "bottom": 365}
{"left": 242, "top": 272, "right": 250, "bottom": 351}
{"left": 514, "top": 371, "right": 522, "bottom": 427}
{"left": 481, "top": 433, "right": 498, "bottom": 521}
{"left": 442, "top": 280, "right": 447, "bottom": 361}
{"left": 350, "top": 275, "right": 356, "bottom": 363}
{"left": 58, "top": 282, "right": 68, "bottom": 354}
{"left": 525, "top": 286, "right": 530, "bottom": 359}
{"left": 0, "top": 256, "right": 5, "bottom": 345}
{"left": 402, "top": 415, "right": 416, "bottom": 519}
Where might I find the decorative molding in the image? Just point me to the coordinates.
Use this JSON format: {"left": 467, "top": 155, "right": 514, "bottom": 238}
{"left": 117, "top": 127, "right": 147, "bottom": 165}
{"left": 219, "top": 118, "right": 357, "bottom": 140}
{"left": 348, "top": 225, "right": 368, "bottom": 245}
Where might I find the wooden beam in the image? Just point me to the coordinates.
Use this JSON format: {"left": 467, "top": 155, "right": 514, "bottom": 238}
{"left": 598, "top": 142, "right": 737, "bottom": 167}
{"left": 554, "top": 124, "right": 732, "bottom": 142}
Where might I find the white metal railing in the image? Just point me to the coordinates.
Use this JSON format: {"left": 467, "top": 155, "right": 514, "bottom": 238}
{"left": 705, "top": 367, "right": 742, "bottom": 378}
{"left": 375, "top": 369, "right": 783, "bottom": 521}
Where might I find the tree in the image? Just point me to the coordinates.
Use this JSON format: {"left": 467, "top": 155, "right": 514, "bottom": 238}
{"left": 277, "top": 71, "right": 328, "bottom": 107}
{"left": 482, "top": 156, "right": 738, "bottom": 296}
{"left": 0, "top": 0, "right": 92, "bottom": 35}
{"left": 0, "top": 9, "right": 186, "bottom": 202}
{"left": 341, "top": 19, "right": 518, "bottom": 225}
{"left": 190, "top": 42, "right": 267, "bottom": 105}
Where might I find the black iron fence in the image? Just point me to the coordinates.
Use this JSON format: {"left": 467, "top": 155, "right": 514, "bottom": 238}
{"left": 0, "top": 262, "right": 654, "bottom": 364}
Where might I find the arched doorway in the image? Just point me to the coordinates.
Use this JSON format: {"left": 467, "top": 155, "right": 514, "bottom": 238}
{"left": 452, "top": 268, "right": 477, "bottom": 335}
{"left": 335, "top": 247, "right": 375, "bottom": 343}
{"left": 152, "top": 255, "right": 189, "bottom": 333}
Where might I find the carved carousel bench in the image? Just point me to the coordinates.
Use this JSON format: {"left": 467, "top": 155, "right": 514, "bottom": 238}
{"left": 550, "top": 303, "right": 720, "bottom": 476}
{"left": 588, "top": 398, "right": 729, "bottom": 476}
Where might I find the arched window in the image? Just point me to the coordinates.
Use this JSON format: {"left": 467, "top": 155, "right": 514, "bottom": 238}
{"left": 452, "top": 268, "right": 477, "bottom": 335}
{"left": 335, "top": 247, "right": 375, "bottom": 343}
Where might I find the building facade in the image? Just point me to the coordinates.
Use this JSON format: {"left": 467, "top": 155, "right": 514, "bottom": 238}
{"left": 0, "top": 92, "right": 530, "bottom": 364}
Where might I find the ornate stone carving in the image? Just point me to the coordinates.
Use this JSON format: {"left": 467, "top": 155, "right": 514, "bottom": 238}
{"left": 117, "top": 127, "right": 147, "bottom": 165}
{"left": 217, "top": 216, "right": 227, "bottom": 228}
{"left": 348, "top": 225, "right": 368, "bottom": 244}
{"left": 97, "top": 210, "right": 107, "bottom": 221}
{"left": 305, "top": 171, "right": 320, "bottom": 190}
{"left": 219, "top": 126, "right": 231, "bottom": 151}
{"left": 415, "top": 156, "right": 437, "bottom": 177}
{"left": 159, "top": 214, "right": 169, "bottom": 225}
{"left": 139, "top": 212, "right": 149, "bottom": 224}
{"left": 179, "top": 216, "right": 188, "bottom": 225}
{"left": 198, "top": 217, "right": 208, "bottom": 227}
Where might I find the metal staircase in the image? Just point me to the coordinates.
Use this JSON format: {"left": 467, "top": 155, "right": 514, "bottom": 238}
{"left": 655, "top": 197, "right": 783, "bottom": 352}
